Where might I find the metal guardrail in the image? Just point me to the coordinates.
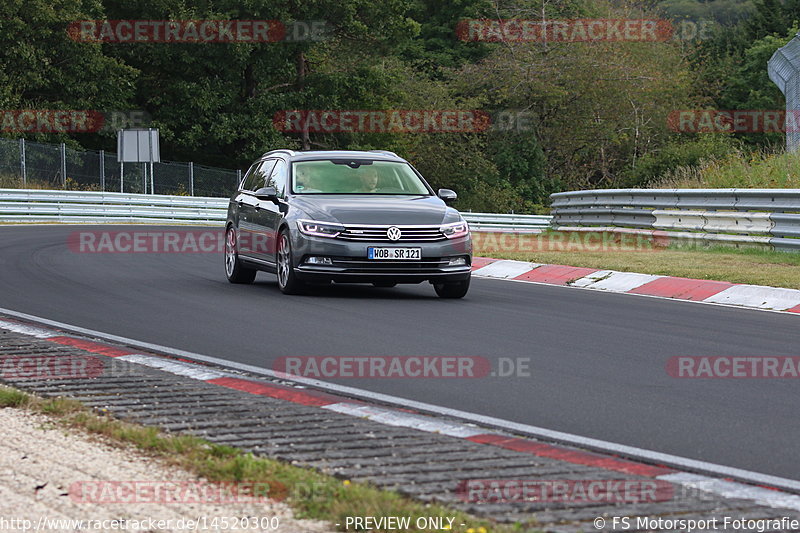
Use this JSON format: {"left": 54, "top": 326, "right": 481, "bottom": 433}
{"left": 0, "top": 189, "right": 551, "bottom": 232}
{"left": 0, "top": 190, "right": 228, "bottom": 225}
{"left": 462, "top": 212, "right": 551, "bottom": 232}
{"left": 550, "top": 188, "right": 800, "bottom": 251}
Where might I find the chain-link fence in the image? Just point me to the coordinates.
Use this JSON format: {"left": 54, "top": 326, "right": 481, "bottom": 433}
{"left": 768, "top": 32, "right": 800, "bottom": 153}
{"left": 0, "top": 137, "right": 241, "bottom": 197}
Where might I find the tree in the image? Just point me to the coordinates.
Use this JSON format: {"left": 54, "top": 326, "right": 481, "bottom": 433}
{"left": 0, "top": 0, "right": 137, "bottom": 143}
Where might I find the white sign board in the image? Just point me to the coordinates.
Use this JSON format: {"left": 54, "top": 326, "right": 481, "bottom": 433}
{"left": 117, "top": 129, "right": 160, "bottom": 163}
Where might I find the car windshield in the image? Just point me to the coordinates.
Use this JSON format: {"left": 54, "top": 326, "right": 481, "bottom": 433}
{"left": 292, "top": 160, "right": 430, "bottom": 195}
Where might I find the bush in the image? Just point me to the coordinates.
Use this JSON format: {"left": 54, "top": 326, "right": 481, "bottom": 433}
{"left": 621, "top": 135, "right": 737, "bottom": 186}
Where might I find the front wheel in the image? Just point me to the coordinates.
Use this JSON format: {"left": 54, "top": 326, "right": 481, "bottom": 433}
{"left": 225, "top": 226, "right": 257, "bottom": 284}
{"left": 276, "top": 229, "right": 306, "bottom": 295}
{"left": 433, "top": 277, "right": 470, "bottom": 299}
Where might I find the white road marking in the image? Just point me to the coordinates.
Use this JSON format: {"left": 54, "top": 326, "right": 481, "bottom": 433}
{"left": 472, "top": 260, "right": 540, "bottom": 279}
{"left": 704, "top": 284, "right": 800, "bottom": 310}
{"left": 117, "top": 354, "right": 225, "bottom": 381}
{"left": 0, "top": 319, "right": 57, "bottom": 338}
{"left": 659, "top": 472, "right": 800, "bottom": 511}
{"left": 323, "top": 402, "right": 483, "bottom": 438}
{"left": 569, "top": 270, "right": 662, "bottom": 292}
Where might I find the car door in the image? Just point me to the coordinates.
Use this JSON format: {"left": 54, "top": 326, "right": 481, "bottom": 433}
{"left": 237, "top": 160, "right": 274, "bottom": 261}
{"left": 231, "top": 162, "right": 258, "bottom": 260}
{"left": 251, "top": 158, "right": 287, "bottom": 263}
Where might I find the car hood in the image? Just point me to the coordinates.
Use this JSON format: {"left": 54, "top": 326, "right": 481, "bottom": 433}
{"left": 289, "top": 195, "right": 456, "bottom": 225}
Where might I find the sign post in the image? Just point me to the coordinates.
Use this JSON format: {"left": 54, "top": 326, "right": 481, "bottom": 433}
{"left": 117, "top": 129, "right": 160, "bottom": 194}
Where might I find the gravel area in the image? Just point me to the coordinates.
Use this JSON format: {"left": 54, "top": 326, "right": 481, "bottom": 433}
{"left": 0, "top": 407, "right": 335, "bottom": 532}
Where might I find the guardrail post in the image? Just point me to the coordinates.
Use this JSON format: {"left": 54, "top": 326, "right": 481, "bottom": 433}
{"left": 189, "top": 162, "right": 194, "bottom": 196}
{"left": 99, "top": 150, "right": 105, "bottom": 191}
{"left": 142, "top": 163, "right": 147, "bottom": 194}
{"left": 59, "top": 143, "right": 66, "bottom": 189}
{"left": 19, "top": 138, "right": 26, "bottom": 187}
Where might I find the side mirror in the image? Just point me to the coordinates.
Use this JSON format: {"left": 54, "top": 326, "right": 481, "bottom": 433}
{"left": 253, "top": 186, "right": 279, "bottom": 202}
{"left": 437, "top": 188, "right": 457, "bottom": 203}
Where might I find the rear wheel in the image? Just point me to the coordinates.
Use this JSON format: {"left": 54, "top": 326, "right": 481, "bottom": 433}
{"left": 433, "top": 277, "right": 470, "bottom": 299}
{"left": 276, "top": 229, "right": 306, "bottom": 295}
{"left": 225, "top": 226, "right": 256, "bottom": 284}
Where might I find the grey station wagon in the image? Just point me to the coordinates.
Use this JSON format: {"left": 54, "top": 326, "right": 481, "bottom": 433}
{"left": 224, "top": 150, "right": 472, "bottom": 297}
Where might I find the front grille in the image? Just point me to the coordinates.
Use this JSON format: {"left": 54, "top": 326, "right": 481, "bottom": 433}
{"left": 329, "top": 256, "right": 449, "bottom": 272}
{"left": 337, "top": 224, "right": 446, "bottom": 243}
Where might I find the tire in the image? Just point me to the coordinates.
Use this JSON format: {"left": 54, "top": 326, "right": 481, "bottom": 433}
{"left": 433, "top": 276, "right": 470, "bottom": 299}
{"left": 372, "top": 282, "right": 397, "bottom": 288}
{"left": 225, "top": 226, "right": 257, "bottom": 284}
{"left": 276, "top": 228, "right": 306, "bottom": 295}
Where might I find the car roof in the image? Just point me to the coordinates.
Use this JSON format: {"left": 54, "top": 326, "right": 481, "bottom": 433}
{"left": 261, "top": 149, "right": 406, "bottom": 162}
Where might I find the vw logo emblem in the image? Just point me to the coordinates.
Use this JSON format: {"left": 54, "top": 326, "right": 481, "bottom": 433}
{"left": 387, "top": 227, "right": 402, "bottom": 241}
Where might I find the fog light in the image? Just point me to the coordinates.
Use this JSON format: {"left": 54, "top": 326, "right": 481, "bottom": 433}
{"left": 307, "top": 256, "right": 332, "bottom": 265}
{"left": 448, "top": 257, "right": 468, "bottom": 266}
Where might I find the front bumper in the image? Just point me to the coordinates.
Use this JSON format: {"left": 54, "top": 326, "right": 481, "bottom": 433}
{"left": 291, "top": 233, "right": 472, "bottom": 284}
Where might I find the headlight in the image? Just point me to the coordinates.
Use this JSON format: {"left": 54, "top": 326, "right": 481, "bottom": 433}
{"left": 440, "top": 220, "right": 469, "bottom": 239}
{"left": 297, "top": 219, "right": 345, "bottom": 238}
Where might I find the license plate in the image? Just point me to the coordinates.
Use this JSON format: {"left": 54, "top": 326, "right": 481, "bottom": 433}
{"left": 368, "top": 247, "right": 421, "bottom": 260}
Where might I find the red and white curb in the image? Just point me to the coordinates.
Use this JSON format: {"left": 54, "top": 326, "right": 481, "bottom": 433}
{"left": 472, "top": 258, "right": 800, "bottom": 313}
{"left": 2, "top": 315, "right": 800, "bottom": 512}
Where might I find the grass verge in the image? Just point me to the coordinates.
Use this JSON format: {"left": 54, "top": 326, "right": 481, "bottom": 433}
{"left": 0, "top": 386, "right": 532, "bottom": 533}
{"left": 651, "top": 149, "right": 800, "bottom": 189}
{"left": 473, "top": 231, "right": 800, "bottom": 289}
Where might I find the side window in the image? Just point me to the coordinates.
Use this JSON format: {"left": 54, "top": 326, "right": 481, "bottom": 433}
{"left": 240, "top": 162, "right": 259, "bottom": 191}
{"left": 266, "top": 160, "right": 288, "bottom": 197}
{"left": 244, "top": 160, "right": 275, "bottom": 192}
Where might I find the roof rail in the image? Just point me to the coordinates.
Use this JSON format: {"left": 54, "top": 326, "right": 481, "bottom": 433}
{"left": 368, "top": 150, "right": 399, "bottom": 157}
{"left": 261, "top": 149, "right": 295, "bottom": 158}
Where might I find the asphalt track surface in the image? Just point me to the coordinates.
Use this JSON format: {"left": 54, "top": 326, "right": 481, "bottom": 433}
{"left": 1, "top": 225, "right": 798, "bottom": 481}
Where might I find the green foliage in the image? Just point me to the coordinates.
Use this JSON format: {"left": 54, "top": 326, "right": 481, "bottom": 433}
{"left": 486, "top": 130, "right": 558, "bottom": 205}
{"left": 0, "top": 387, "right": 29, "bottom": 408}
{"left": 5, "top": 0, "right": 800, "bottom": 210}
{"left": 652, "top": 148, "right": 800, "bottom": 189}
{"left": 655, "top": 0, "right": 755, "bottom": 25}
{"left": 716, "top": 29, "right": 796, "bottom": 115}
{"left": 397, "top": 0, "right": 494, "bottom": 76}
{"left": 0, "top": 0, "right": 137, "bottom": 144}
{"left": 691, "top": 0, "right": 800, "bottom": 120}
{"left": 622, "top": 135, "right": 737, "bottom": 186}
